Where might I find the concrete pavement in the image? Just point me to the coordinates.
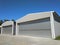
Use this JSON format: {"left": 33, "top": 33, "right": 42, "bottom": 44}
{"left": 0, "top": 35, "right": 60, "bottom": 45}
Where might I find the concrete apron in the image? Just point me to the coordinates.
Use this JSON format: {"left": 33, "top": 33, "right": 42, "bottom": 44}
{"left": 0, "top": 35, "right": 60, "bottom": 45}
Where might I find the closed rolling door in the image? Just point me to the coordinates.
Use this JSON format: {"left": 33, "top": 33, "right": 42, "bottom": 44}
{"left": 18, "top": 21, "right": 51, "bottom": 38}
{"left": 2, "top": 25, "right": 12, "bottom": 35}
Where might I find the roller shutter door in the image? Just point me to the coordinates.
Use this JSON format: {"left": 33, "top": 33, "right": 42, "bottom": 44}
{"left": 2, "top": 25, "right": 12, "bottom": 35}
{"left": 18, "top": 21, "right": 51, "bottom": 38}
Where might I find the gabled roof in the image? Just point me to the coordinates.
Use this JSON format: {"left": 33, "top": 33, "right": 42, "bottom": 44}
{"left": 16, "top": 11, "right": 55, "bottom": 23}
{"left": 2, "top": 21, "right": 14, "bottom": 26}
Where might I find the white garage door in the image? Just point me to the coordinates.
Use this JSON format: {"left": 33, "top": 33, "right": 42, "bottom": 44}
{"left": 2, "top": 25, "right": 12, "bottom": 35}
{"left": 18, "top": 18, "right": 51, "bottom": 38}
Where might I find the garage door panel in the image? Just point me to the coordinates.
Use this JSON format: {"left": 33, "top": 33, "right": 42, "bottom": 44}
{"left": 18, "top": 29, "right": 51, "bottom": 38}
{"left": 18, "top": 20, "right": 51, "bottom": 38}
{"left": 19, "top": 21, "right": 51, "bottom": 30}
{"left": 2, "top": 26, "right": 12, "bottom": 35}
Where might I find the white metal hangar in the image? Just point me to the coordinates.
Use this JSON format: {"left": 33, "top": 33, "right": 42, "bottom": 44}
{"left": 1, "top": 21, "right": 16, "bottom": 35}
{"left": 16, "top": 11, "right": 60, "bottom": 39}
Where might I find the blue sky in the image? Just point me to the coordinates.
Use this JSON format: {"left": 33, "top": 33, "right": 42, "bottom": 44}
{"left": 0, "top": 0, "right": 60, "bottom": 20}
